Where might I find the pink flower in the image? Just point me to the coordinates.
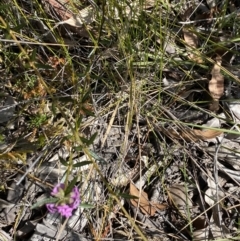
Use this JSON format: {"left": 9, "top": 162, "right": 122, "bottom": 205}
{"left": 46, "top": 183, "right": 80, "bottom": 218}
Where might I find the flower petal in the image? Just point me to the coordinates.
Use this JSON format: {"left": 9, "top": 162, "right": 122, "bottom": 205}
{"left": 46, "top": 203, "right": 58, "bottom": 213}
{"left": 69, "top": 187, "right": 80, "bottom": 209}
{"left": 57, "top": 204, "right": 73, "bottom": 217}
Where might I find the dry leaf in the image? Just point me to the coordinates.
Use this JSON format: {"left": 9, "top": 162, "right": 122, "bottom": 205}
{"left": 159, "top": 125, "right": 222, "bottom": 142}
{"left": 183, "top": 27, "right": 203, "bottom": 63}
{"left": 228, "top": 99, "right": 240, "bottom": 122}
{"left": 209, "top": 56, "right": 224, "bottom": 111}
{"left": 130, "top": 183, "right": 167, "bottom": 216}
{"left": 59, "top": 6, "right": 95, "bottom": 28}
{"left": 0, "top": 198, "right": 15, "bottom": 208}
{"left": 204, "top": 173, "right": 230, "bottom": 238}
{"left": 204, "top": 172, "right": 229, "bottom": 238}
{"left": 44, "top": 0, "right": 72, "bottom": 21}
{"left": 168, "top": 184, "right": 192, "bottom": 217}
{"left": 192, "top": 217, "right": 209, "bottom": 240}
{"left": 192, "top": 129, "right": 222, "bottom": 140}
{"left": 205, "top": 176, "right": 224, "bottom": 207}
{"left": 209, "top": 218, "right": 230, "bottom": 240}
{"left": 193, "top": 215, "right": 230, "bottom": 240}
{"left": 205, "top": 171, "right": 226, "bottom": 206}
{"left": 183, "top": 27, "right": 198, "bottom": 48}
{"left": 0, "top": 229, "right": 12, "bottom": 241}
{"left": 207, "top": 140, "right": 240, "bottom": 170}
{"left": 204, "top": 113, "right": 226, "bottom": 128}
{"left": 193, "top": 228, "right": 209, "bottom": 241}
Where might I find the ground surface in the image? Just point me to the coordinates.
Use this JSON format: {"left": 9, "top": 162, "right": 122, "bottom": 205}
{"left": 1, "top": 0, "right": 240, "bottom": 240}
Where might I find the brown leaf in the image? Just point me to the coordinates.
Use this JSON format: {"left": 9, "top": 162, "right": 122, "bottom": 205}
{"left": 209, "top": 56, "right": 224, "bottom": 111}
{"left": 183, "top": 27, "right": 198, "bottom": 48}
{"left": 167, "top": 184, "right": 192, "bottom": 217}
{"left": 130, "top": 183, "right": 167, "bottom": 216}
{"left": 159, "top": 126, "right": 222, "bottom": 142}
{"left": 192, "top": 129, "right": 222, "bottom": 140}
{"left": 44, "top": 0, "right": 73, "bottom": 21}
{"left": 183, "top": 27, "right": 203, "bottom": 63}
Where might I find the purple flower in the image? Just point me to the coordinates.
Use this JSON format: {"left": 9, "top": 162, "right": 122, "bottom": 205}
{"left": 46, "top": 183, "right": 80, "bottom": 218}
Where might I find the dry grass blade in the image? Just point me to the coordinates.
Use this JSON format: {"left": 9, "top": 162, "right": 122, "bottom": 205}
{"left": 101, "top": 100, "right": 120, "bottom": 148}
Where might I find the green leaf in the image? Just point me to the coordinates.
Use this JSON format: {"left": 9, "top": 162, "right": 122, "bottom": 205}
{"left": 81, "top": 89, "right": 91, "bottom": 102}
{"left": 75, "top": 116, "right": 83, "bottom": 130}
{"left": 73, "top": 160, "right": 92, "bottom": 168}
{"left": 65, "top": 176, "right": 78, "bottom": 196}
{"left": 79, "top": 203, "right": 94, "bottom": 208}
{"left": 29, "top": 49, "right": 37, "bottom": 62}
{"left": 79, "top": 132, "right": 97, "bottom": 146}
{"left": 79, "top": 136, "right": 90, "bottom": 145}
{"left": 73, "top": 146, "right": 83, "bottom": 152}
{"left": 59, "top": 156, "right": 68, "bottom": 166}
{"left": 55, "top": 96, "right": 74, "bottom": 103}
{"left": 31, "top": 197, "right": 59, "bottom": 209}
{"left": 88, "top": 132, "right": 98, "bottom": 145}
{"left": 89, "top": 150, "right": 106, "bottom": 163}
{"left": 118, "top": 193, "right": 138, "bottom": 199}
{"left": 34, "top": 63, "right": 53, "bottom": 69}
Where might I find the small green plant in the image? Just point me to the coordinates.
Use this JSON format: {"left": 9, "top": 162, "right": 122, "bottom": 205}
{"left": 29, "top": 114, "right": 47, "bottom": 128}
